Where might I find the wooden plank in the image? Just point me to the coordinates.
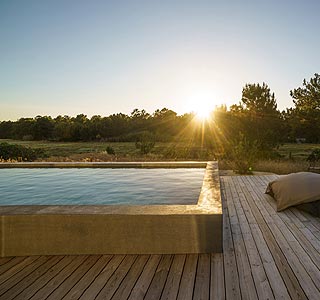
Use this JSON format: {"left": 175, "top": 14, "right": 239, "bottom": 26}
{"left": 290, "top": 209, "right": 320, "bottom": 241}
{"left": 291, "top": 208, "right": 312, "bottom": 223}
{"left": 193, "top": 254, "right": 210, "bottom": 300}
{"left": 241, "top": 175, "right": 309, "bottom": 300}
{"left": 224, "top": 177, "right": 258, "bottom": 300}
{"left": 286, "top": 219, "right": 320, "bottom": 271}
{"left": 0, "top": 257, "right": 13, "bottom": 267}
{"left": 0, "top": 256, "right": 39, "bottom": 285}
{"left": 220, "top": 179, "right": 241, "bottom": 300}
{"left": 111, "top": 255, "right": 149, "bottom": 300}
{"left": 297, "top": 209, "right": 320, "bottom": 230}
{"left": 210, "top": 253, "right": 225, "bottom": 300}
{"left": 233, "top": 177, "right": 291, "bottom": 300}
{"left": 60, "top": 255, "right": 113, "bottom": 300}
{"left": 296, "top": 209, "right": 320, "bottom": 232}
{"left": 30, "top": 255, "right": 89, "bottom": 300}
{"left": 128, "top": 254, "right": 162, "bottom": 300}
{"left": 0, "top": 256, "right": 63, "bottom": 300}
{"left": 0, "top": 256, "right": 28, "bottom": 276}
{"left": 176, "top": 254, "right": 198, "bottom": 300}
{"left": 144, "top": 254, "right": 173, "bottom": 300}
{"left": 79, "top": 255, "right": 124, "bottom": 300}
{"left": 95, "top": 255, "right": 137, "bottom": 300}
{"left": 251, "top": 224, "right": 293, "bottom": 300}
{"left": 255, "top": 186, "right": 320, "bottom": 293}
{"left": 160, "top": 254, "right": 185, "bottom": 300}
{"left": 277, "top": 209, "right": 320, "bottom": 267}
{"left": 46, "top": 255, "right": 101, "bottom": 300}
{"left": 12, "top": 256, "right": 75, "bottom": 300}
{"left": 230, "top": 176, "right": 275, "bottom": 300}
{"left": 0, "top": 255, "right": 51, "bottom": 297}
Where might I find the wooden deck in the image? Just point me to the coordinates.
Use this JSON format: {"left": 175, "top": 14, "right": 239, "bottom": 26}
{"left": 0, "top": 175, "right": 320, "bottom": 299}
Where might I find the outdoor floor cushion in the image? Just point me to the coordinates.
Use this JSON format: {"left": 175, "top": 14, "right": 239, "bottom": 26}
{"left": 266, "top": 172, "right": 320, "bottom": 212}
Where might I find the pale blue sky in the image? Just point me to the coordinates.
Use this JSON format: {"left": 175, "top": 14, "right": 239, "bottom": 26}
{"left": 1, "top": 0, "right": 319, "bottom": 120}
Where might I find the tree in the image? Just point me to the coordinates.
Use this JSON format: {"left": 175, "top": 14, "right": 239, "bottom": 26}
{"left": 0, "top": 121, "right": 14, "bottom": 138}
{"left": 241, "top": 82, "right": 278, "bottom": 113}
{"left": 108, "top": 113, "right": 129, "bottom": 138}
{"left": 152, "top": 108, "right": 178, "bottom": 139}
{"left": 53, "top": 115, "right": 73, "bottom": 141}
{"left": 229, "top": 83, "right": 284, "bottom": 155}
{"left": 290, "top": 73, "right": 320, "bottom": 110}
{"left": 33, "top": 116, "right": 54, "bottom": 140}
{"left": 12, "top": 118, "right": 35, "bottom": 140}
{"left": 289, "top": 74, "right": 320, "bottom": 142}
{"left": 90, "top": 115, "right": 103, "bottom": 140}
{"left": 130, "top": 109, "right": 150, "bottom": 133}
{"left": 71, "top": 114, "right": 90, "bottom": 141}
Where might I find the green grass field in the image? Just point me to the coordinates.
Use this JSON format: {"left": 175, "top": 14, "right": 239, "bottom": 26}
{"left": 0, "top": 139, "right": 138, "bottom": 157}
{"left": 276, "top": 143, "right": 320, "bottom": 160}
{"left": 1, "top": 139, "right": 318, "bottom": 159}
{"left": 0, "top": 139, "right": 212, "bottom": 161}
{"left": 1, "top": 139, "right": 319, "bottom": 174}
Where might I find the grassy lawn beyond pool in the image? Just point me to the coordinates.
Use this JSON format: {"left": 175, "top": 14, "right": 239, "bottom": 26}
{"left": 0, "top": 139, "right": 213, "bottom": 161}
{"left": 1, "top": 139, "right": 319, "bottom": 174}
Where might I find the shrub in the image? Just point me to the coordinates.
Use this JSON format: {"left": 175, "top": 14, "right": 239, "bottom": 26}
{"left": 164, "top": 145, "right": 212, "bottom": 160}
{"left": 0, "top": 142, "right": 45, "bottom": 161}
{"left": 228, "top": 134, "right": 259, "bottom": 174}
{"left": 135, "top": 132, "right": 156, "bottom": 154}
{"left": 106, "top": 146, "right": 115, "bottom": 155}
{"left": 307, "top": 149, "right": 320, "bottom": 167}
{"left": 22, "top": 134, "right": 34, "bottom": 141}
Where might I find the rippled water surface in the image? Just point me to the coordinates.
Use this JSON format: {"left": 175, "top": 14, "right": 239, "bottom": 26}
{"left": 0, "top": 168, "right": 205, "bottom": 205}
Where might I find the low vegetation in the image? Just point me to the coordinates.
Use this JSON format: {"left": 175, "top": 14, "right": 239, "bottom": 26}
{"left": 0, "top": 138, "right": 319, "bottom": 174}
{"left": 0, "top": 142, "right": 46, "bottom": 162}
{"left": 135, "top": 131, "right": 156, "bottom": 155}
{"left": 306, "top": 149, "right": 320, "bottom": 167}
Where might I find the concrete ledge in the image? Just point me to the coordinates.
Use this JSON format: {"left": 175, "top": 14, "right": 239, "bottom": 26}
{"left": 0, "top": 161, "right": 207, "bottom": 168}
{"left": 0, "top": 161, "right": 222, "bottom": 256}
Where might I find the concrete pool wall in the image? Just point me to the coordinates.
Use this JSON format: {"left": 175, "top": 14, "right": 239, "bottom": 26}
{"left": 0, "top": 161, "right": 222, "bottom": 256}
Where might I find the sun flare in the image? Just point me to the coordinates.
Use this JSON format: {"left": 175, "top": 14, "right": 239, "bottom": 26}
{"left": 194, "top": 106, "right": 212, "bottom": 120}
{"left": 186, "top": 90, "right": 216, "bottom": 121}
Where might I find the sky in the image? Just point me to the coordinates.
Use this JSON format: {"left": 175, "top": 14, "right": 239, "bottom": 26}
{"left": 0, "top": 0, "right": 320, "bottom": 121}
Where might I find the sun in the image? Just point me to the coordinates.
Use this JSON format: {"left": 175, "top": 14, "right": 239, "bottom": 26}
{"left": 194, "top": 106, "right": 212, "bottom": 121}
{"left": 185, "top": 90, "right": 215, "bottom": 121}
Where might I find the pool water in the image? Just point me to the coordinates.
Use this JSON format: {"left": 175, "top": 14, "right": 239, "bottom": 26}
{"left": 0, "top": 168, "right": 205, "bottom": 205}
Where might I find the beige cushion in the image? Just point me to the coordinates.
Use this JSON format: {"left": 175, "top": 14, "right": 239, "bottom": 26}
{"left": 266, "top": 172, "right": 320, "bottom": 211}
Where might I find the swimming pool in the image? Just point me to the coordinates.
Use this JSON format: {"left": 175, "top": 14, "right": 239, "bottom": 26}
{"left": 0, "top": 162, "right": 222, "bottom": 256}
{"left": 0, "top": 168, "right": 205, "bottom": 205}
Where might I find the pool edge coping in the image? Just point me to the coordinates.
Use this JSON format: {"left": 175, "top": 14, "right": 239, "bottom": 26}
{"left": 0, "top": 161, "right": 221, "bottom": 216}
{"left": 0, "top": 161, "right": 207, "bottom": 168}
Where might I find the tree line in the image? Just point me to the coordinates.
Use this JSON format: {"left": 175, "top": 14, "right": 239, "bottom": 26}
{"left": 1, "top": 73, "right": 319, "bottom": 156}
{"left": 0, "top": 108, "right": 194, "bottom": 142}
